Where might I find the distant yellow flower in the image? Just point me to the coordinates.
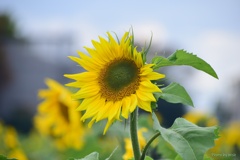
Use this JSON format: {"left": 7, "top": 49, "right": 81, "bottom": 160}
{"left": 34, "top": 78, "right": 85, "bottom": 150}
{"left": 183, "top": 111, "right": 218, "bottom": 127}
{"left": 65, "top": 32, "right": 165, "bottom": 134}
{"left": 208, "top": 121, "right": 240, "bottom": 156}
{"left": 0, "top": 123, "right": 28, "bottom": 160}
{"left": 8, "top": 148, "right": 28, "bottom": 160}
{"left": 224, "top": 121, "right": 240, "bottom": 148}
{"left": 4, "top": 126, "right": 18, "bottom": 149}
{"left": 123, "top": 128, "right": 147, "bottom": 160}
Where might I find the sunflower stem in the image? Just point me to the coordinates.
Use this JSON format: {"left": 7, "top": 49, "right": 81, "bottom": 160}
{"left": 130, "top": 107, "right": 141, "bottom": 160}
{"left": 140, "top": 132, "right": 161, "bottom": 160}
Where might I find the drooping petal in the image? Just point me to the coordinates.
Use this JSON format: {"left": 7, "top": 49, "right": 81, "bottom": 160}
{"left": 81, "top": 96, "right": 105, "bottom": 121}
{"left": 136, "top": 89, "right": 156, "bottom": 102}
{"left": 122, "top": 97, "right": 131, "bottom": 119}
{"left": 108, "top": 100, "right": 122, "bottom": 121}
{"left": 137, "top": 98, "right": 152, "bottom": 112}
{"left": 96, "top": 101, "right": 113, "bottom": 121}
{"left": 129, "top": 94, "right": 138, "bottom": 112}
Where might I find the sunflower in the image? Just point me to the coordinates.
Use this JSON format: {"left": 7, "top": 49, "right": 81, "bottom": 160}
{"left": 0, "top": 123, "right": 28, "bottom": 160}
{"left": 123, "top": 128, "right": 147, "bottom": 160}
{"left": 34, "top": 78, "right": 85, "bottom": 150}
{"left": 183, "top": 111, "right": 218, "bottom": 127}
{"left": 64, "top": 32, "right": 165, "bottom": 134}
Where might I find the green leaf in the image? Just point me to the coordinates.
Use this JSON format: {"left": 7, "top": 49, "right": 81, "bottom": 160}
{"left": 0, "top": 155, "right": 17, "bottom": 160}
{"left": 152, "top": 50, "right": 218, "bottom": 79}
{"left": 144, "top": 156, "right": 153, "bottom": 160}
{"left": 157, "top": 136, "right": 178, "bottom": 159}
{"left": 127, "top": 156, "right": 153, "bottom": 160}
{"left": 78, "top": 152, "right": 99, "bottom": 160}
{"left": 105, "top": 146, "right": 118, "bottom": 160}
{"left": 152, "top": 113, "right": 219, "bottom": 160}
{"left": 156, "top": 82, "right": 194, "bottom": 107}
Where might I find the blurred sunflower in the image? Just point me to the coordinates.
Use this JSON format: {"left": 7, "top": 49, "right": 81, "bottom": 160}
{"left": 183, "top": 111, "right": 218, "bottom": 127}
{"left": 65, "top": 32, "right": 165, "bottom": 134}
{"left": 0, "top": 122, "right": 28, "bottom": 160}
{"left": 224, "top": 121, "right": 240, "bottom": 148}
{"left": 34, "top": 78, "right": 85, "bottom": 150}
{"left": 208, "top": 121, "right": 240, "bottom": 157}
{"left": 123, "top": 128, "right": 147, "bottom": 160}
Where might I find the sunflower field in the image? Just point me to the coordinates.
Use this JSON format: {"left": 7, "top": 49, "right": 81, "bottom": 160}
{"left": 1, "top": 30, "right": 240, "bottom": 160}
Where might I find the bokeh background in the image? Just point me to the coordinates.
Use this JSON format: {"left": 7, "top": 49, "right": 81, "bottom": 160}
{"left": 0, "top": 1, "right": 240, "bottom": 158}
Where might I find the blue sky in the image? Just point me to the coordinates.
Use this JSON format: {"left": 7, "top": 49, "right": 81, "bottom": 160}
{"left": 1, "top": 1, "right": 240, "bottom": 112}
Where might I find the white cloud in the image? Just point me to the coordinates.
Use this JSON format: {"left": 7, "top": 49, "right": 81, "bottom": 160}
{"left": 180, "top": 30, "right": 240, "bottom": 111}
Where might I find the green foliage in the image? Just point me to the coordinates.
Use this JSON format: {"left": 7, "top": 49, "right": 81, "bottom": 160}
{"left": 80, "top": 152, "right": 99, "bottom": 160}
{"left": 152, "top": 50, "right": 218, "bottom": 79}
{"left": 0, "top": 155, "right": 17, "bottom": 160}
{"left": 141, "top": 33, "right": 153, "bottom": 63}
{"left": 144, "top": 156, "right": 154, "bottom": 160}
{"left": 156, "top": 82, "right": 194, "bottom": 107}
{"left": 105, "top": 146, "right": 118, "bottom": 160}
{"left": 68, "top": 152, "right": 99, "bottom": 160}
{"left": 68, "top": 146, "right": 119, "bottom": 160}
{"left": 157, "top": 136, "right": 178, "bottom": 159}
{"left": 152, "top": 113, "right": 219, "bottom": 160}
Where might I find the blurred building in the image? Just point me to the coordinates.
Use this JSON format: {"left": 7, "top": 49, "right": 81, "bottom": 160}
{"left": 0, "top": 13, "right": 81, "bottom": 133}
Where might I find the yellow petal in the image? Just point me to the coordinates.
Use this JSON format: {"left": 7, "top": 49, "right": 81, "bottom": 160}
{"left": 129, "top": 94, "right": 138, "bottom": 112}
{"left": 68, "top": 56, "right": 97, "bottom": 72}
{"left": 45, "top": 78, "right": 63, "bottom": 91}
{"left": 108, "top": 101, "right": 122, "bottom": 121}
{"left": 139, "top": 80, "right": 161, "bottom": 92}
{"left": 76, "top": 95, "right": 98, "bottom": 111}
{"left": 64, "top": 72, "right": 97, "bottom": 81}
{"left": 133, "top": 48, "right": 143, "bottom": 67}
{"left": 136, "top": 89, "right": 156, "bottom": 102}
{"left": 38, "top": 89, "right": 55, "bottom": 98}
{"left": 72, "top": 84, "right": 99, "bottom": 99}
{"left": 146, "top": 72, "right": 165, "bottom": 80}
{"left": 81, "top": 97, "right": 105, "bottom": 121}
{"left": 140, "top": 64, "right": 154, "bottom": 75}
{"left": 122, "top": 97, "right": 131, "bottom": 119}
{"left": 103, "top": 119, "right": 114, "bottom": 135}
{"left": 88, "top": 117, "right": 96, "bottom": 128}
{"left": 137, "top": 98, "right": 152, "bottom": 112}
{"left": 77, "top": 51, "right": 102, "bottom": 68}
{"left": 96, "top": 101, "right": 112, "bottom": 121}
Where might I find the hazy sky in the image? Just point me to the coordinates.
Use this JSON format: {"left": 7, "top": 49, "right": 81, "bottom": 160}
{"left": 1, "top": 1, "right": 240, "bottom": 112}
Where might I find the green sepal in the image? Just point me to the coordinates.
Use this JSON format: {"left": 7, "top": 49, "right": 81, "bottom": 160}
{"left": 152, "top": 113, "right": 219, "bottom": 160}
{"left": 141, "top": 33, "right": 153, "bottom": 63}
{"left": 156, "top": 82, "right": 194, "bottom": 107}
{"left": 150, "top": 101, "right": 157, "bottom": 110}
{"left": 152, "top": 50, "right": 218, "bottom": 79}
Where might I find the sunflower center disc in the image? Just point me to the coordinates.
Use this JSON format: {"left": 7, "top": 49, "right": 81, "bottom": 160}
{"left": 99, "top": 59, "right": 140, "bottom": 101}
{"left": 59, "top": 102, "right": 69, "bottom": 123}
{"left": 105, "top": 59, "right": 138, "bottom": 91}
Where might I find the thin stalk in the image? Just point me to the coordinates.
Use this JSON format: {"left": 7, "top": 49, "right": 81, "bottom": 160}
{"left": 130, "top": 107, "right": 141, "bottom": 160}
{"left": 140, "top": 132, "right": 161, "bottom": 160}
